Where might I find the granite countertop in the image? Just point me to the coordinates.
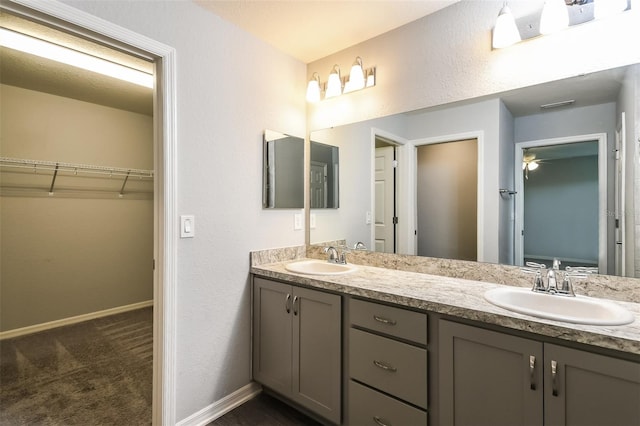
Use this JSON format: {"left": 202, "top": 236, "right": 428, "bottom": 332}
{"left": 251, "top": 259, "right": 640, "bottom": 356}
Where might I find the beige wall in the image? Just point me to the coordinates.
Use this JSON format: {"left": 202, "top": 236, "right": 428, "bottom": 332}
{"left": 0, "top": 84, "right": 153, "bottom": 331}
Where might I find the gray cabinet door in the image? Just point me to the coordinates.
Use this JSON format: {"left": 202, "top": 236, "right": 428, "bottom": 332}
{"left": 292, "top": 286, "right": 342, "bottom": 424}
{"left": 252, "top": 277, "right": 292, "bottom": 396}
{"left": 439, "top": 320, "right": 543, "bottom": 426}
{"left": 253, "top": 277, "right": 342, "bottom": 424}
{"left": 544, "top": 343, "right": 640, "bottom": 426}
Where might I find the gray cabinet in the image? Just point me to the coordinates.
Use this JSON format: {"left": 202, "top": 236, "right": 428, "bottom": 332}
{"left": 252, "top": 277, "right": 341, "bottom": 424}
{"left": 347, "top": 298, "right": 428, "bottom": 425}
{"left": 439, "top": 320, "right": 640, "bottom": 426}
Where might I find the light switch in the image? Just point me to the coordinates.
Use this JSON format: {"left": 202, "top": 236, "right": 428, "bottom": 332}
{"left": 294, "top": 212, "right": 303, "bottom": 230}
{"left": 180, "top": 215, "right": 195, "bottom": 238}
{"left": 365, "top": 211, "right": 372, "bottom": 225}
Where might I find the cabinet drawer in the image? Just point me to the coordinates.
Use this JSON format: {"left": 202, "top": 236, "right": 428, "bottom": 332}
{"left": 349, "top": 328, "right": 427, "bottom": 409}
{"left": 348, "top": 380, "right": 427, "bottom": 426}
{"left": 350, "top": 298, "right": 427, "bottom": 345}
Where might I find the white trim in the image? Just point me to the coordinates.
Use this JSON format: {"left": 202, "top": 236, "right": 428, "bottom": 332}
{"left": 176, "top": 383, "right": 262, "bottom": 426}
{"left": 409, "top": 131, "right": 485, "bottom": 262}
{"left": 514, "top": 133, "right": 607, "bottom": 273}
{"left": 3, "top": 1, "right": 178, "bottom": 425}
{"left": 0, "top": 300, "right": 153, "bottom": 340}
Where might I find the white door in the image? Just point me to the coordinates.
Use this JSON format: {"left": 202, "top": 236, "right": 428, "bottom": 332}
{"left": 374, "top": 146, "right": 395, "bottom": 253}
{"left": 310, "top": 162, "right": 327, "bottom": 209}
{"left": 614, "top": 112, "right": 626, "bottom": 276}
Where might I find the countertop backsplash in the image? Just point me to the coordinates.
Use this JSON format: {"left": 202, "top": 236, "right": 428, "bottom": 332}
{"left": 252, "top": 244, "right": 640, "bottom": 304}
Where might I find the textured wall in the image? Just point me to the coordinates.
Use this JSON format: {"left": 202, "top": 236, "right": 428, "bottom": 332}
{"left": 59, "top": 0, "right": 307, "bottom": 421}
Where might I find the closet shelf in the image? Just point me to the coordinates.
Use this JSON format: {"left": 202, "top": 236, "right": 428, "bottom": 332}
{"left": 0, "top": 156, "right": 154, "bottom": 196}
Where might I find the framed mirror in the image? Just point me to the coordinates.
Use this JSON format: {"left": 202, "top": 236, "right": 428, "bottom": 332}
{"left": 262, "top": 129, "right": 304, "bottom": 209}
{"left": 310, "top": 141, "right": 339, "bottom": 209}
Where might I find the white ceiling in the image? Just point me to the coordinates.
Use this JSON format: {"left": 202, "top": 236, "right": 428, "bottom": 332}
{"left": 195, "top": 0, "right": 460, "bottom": 64}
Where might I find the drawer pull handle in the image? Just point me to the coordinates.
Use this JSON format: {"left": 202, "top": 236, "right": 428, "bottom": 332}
{"left": 293, "top": 296, "right": 299, "bottom": 316}
{"left": 551, "top": 360, "right": 558, "bottom": 397}
{"left": 529, "top": 355, "right": 536, "bottom": 390}
{"left": 373, "top": 360, "right": 397, "bottom": 372}
{"left": 373, "top": 315, "right": 397, "bottom": 326}
{"left": 373, "top": 416, "right": 391, "bottom": 426}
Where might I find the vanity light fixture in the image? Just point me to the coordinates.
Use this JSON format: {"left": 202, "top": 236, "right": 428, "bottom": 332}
{"left": 0, "top": 27, "right": 154, "bottom": 88}
{"left": 492, "top": 3, "right": 521, "bottom": 49}
{"left": 344, "top": 57, "right": 365, "bottom": 93}
{"left": 306, "top": 72, "right": 321, "bottom": 103}
{"left": 325, "top": 65, "right": 343, "bottom": 99}
{"left": 539, "top": 0, "right": 570, "bottom": 35}
{"left": 493, "top": 0, "right": 632, "bottom": 49}
{"left": 307, "top": 57, "right": 376, "bottom": 102}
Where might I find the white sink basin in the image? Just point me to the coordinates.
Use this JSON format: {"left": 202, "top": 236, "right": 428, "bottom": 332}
{"left": 484, "top": 287, "right": 635, "bottom": 326}
{"left": 285, "top": 260, "right": 357, "bottom": 276}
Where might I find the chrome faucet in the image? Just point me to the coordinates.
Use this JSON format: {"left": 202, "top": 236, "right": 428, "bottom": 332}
{"left": 353, "top": 241, "right": 367, "bottom": 250}
{"left": 324, "top": 246, "right": 347, "bottom": 264}
{"left": 522, "top": 258, "right": 593, "bottom": 297}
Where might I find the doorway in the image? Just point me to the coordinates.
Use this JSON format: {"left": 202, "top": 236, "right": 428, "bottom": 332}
{"left": 415, "top": 139, "right": 478, "bottom": 260}
{"left": 514, "top": 134, "right": 607, "bottom": 273}
{"left": 0, "top": 1, "right": 177, "bottom": 424}
{"left": 374, "top": 137, "right": 398, "bottom": 253}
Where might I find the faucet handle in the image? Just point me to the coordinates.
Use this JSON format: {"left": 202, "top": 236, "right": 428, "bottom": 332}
{"left": 521, "top": 267, "right": 546, "bottom": 292}
{"left": 525, "top": 261, "right": 547, "bottom": 269}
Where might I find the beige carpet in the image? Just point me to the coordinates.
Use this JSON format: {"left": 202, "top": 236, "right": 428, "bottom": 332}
{"left": 0, "top": 307, "right": 152, "bottom": 425}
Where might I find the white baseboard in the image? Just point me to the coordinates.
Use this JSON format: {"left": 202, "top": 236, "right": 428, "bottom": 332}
{"left": 0, "top": 300, "right": 153, "bottom": 340}
{"left": 176, "top": 382, "right": 262, "bottom": 426}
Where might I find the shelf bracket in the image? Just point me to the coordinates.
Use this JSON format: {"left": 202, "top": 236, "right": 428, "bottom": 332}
{"left": 119, "top": 170, "right": 131, "bottom": 197}
{"left": 48, "top": 163, "right": 59, "bottom": 195}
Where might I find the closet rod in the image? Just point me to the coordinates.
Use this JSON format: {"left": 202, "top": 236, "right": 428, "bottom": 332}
{"left": 0, "top": 157, "right": 154, "bottom": 179}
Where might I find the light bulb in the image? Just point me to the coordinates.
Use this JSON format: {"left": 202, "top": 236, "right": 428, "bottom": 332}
{"left": 325, "top": 65, "right": 342, "bottom": 99}
{"left": 344, "top": 57, "right": 365, "bottom": 93}
{"left": 306, "top": 73, "right": 320, "bottom": 102}
{"left": 539, "top": 0, "right": 569, "bottom": 35}
{"left": 594, "top": 0, "right": 628, "bottom": 20}
{"left": 493, "top": 5, "right": 521, "bottom": 49}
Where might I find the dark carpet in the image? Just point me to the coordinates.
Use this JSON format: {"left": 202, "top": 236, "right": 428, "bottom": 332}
{"left": 0, "top": 307, "right": 153, "bottom": 425}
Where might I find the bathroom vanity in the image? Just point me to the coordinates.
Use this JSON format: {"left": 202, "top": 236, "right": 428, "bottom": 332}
{"left": 250, "top": 251, "right": 640, "bottom": 426}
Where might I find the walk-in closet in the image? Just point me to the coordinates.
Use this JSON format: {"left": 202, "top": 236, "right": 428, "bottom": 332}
{"left": 0, "top": 11, "right": 155, "bottom": 424}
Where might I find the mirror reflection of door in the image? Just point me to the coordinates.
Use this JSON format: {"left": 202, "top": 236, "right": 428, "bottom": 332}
{"left": 311, "top": 161, "right": 328, "bottom": 208}
{"left": 374, "top": 144, "right": 396, "bottom": 252}
{"left": 520, "top": 141, "right": 600, "bottom": 270}
{"left": 416, "top": 139, "right": 477, "bottom": 260}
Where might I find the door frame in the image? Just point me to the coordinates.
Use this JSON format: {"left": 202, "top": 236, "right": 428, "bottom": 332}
{"left": 514, "top": 133, "right": 607, "bottom": 273}
{"left": 3, "top": 1, "right": 178, "bottom": 424}
{"left": 407, "top": 131, "right": 485, "bottom": 261}
{"left": 614, "top": 113, "right": 626, "bottom": 276}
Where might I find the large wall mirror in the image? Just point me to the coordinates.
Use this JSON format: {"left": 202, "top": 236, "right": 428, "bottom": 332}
{"left": 309, "top": 63, "right": 639, "bottom": 278}
{"left": 263, "top": 129, "right": 304, "bottom": 209}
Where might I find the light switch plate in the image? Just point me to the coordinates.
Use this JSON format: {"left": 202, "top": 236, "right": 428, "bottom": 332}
{"left": 294, "top": 212, "right": 303, "bottom": 230}
{"left": 365, "top": 211, "right": 372, "bottom": 225}
{"left": 180, "top": 215, "right": 195, "bottom": 238}
{"left": 310, "top": 213, "right": 316, "bottom": 229}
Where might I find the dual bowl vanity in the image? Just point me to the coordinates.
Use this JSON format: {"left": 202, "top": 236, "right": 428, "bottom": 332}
{"left": 250, "top": 247, "right": 640, "bottom": 426}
